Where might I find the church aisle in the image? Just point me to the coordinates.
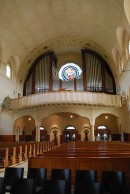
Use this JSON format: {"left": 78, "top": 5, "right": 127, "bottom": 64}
{"left": 0, "top": 160, "right": 28, "bottom": 178}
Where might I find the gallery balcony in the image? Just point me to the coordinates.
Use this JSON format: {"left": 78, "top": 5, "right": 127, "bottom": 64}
{"left": 10, "top": 91, "right": 121, "bottom": 110}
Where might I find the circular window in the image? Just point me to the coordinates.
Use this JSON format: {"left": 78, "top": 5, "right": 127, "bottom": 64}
{"left": 59, "top": 63, "right": 82, "bottom": 81}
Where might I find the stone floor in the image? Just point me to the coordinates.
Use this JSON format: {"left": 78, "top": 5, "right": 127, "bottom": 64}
{"left": 0, "top": 160, "right": 28, "bottom": 178}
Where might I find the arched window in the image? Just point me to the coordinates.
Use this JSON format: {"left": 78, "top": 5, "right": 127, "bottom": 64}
{"left": 6, "top": 64, "right": 11, "bottom": 79}
{"left": 97, "top": 125, "right": 107, "bottom": 130}
{"left": 59, "top": 62, "right": 83, "bottom": 91}
{"left": 58, "top": 62, "right": 83, "bottom": 91}
{"left": 59, "top": 63, "right": 82, "bottom": 81}
{"left": 65, "top": 125, "right": 76, "bottom": 130}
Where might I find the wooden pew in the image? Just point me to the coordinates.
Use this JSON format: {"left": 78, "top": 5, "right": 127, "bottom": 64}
{"left": 8, "top": 146, "right": 16, "bottom": 165}
{"left": 0, "top": 148, "right": 8, "bottom": 168}
{"left": 0, "top": 141, "right": 55, "bottom": 168}
{"left": 16, "top": 146, "right": 22, "bottom": 163}
{"left": 28, "top": 141, "right": 130, "bottom": 185}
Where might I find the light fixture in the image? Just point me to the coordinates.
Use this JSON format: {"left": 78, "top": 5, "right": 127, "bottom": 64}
{"left": 28, "top": 117, "right": 31, "bottom": 121}
{"left": 105, "top": 116, "right": 108, "bottom": 119}
{"left": 70, "top": 115, "right": 73, "bottom": 118}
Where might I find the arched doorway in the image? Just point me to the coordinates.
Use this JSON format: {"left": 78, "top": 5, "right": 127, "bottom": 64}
{"left": 95, "top": 125, "right": 110, "bottom": 141}
{"left": 62, "top": 125, "right": 79, "bottom": 143}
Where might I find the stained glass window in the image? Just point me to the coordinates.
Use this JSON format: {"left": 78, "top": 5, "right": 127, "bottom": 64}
{"left": 59, "top": 63, "right": 82, "bottom": 81}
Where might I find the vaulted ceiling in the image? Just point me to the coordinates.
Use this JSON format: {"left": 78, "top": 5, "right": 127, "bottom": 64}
{"left": 0, "top": 0, "right": 128, "bottom": 82}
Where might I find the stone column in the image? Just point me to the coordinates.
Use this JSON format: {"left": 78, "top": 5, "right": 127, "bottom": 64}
{"left": 35, "top": 121, "right": 41, "bottom": 142}
{"left": 90, "top": 120, "right": 95, "bottom": 141}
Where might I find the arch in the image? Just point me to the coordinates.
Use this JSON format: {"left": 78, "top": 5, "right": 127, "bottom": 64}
{"left": 112, "top": 48, "right": 120, "bottom": 68}
{"left": 41, "top": 112, "right": 90, "bottom": 131}
{"left": 116, "top": 27, "right": 126, "bottom": 54}
{"left": 126, "top": 35, "right": 130, "bottom": 61}
{"left": 19, "top": 36, "right": 115, "bottom": 83}
{"left": 41, "top": 111, "right": 90, "bottom": 143}
{"left": 124, "top": 0, "right": 130, "bottom": 26}
{"left": 95, "top": 113, "right": 121, "bottom": 141}
{"left": 50, "top": 127, "right": 60, "bottom": 146}
{"left": 7, "top": 55, "right": 19, "bottom": 79}
{"left": 23, "top": 48, "right": 116, "bottom": 95}
{"left": 14, "top": 115, "right": 35, "bottom": 141}
{"left": 80, "top": 126, "right": 90, "bottom": 141}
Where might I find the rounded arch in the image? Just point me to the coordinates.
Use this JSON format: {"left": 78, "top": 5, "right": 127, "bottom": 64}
{"left": 41, "top": 111, "right": 90, "bottom": 143}
{"left": 8, "top": 55, "right": 19, "bottom": 67}
{"left": 124, "top": 0, "right": 130, "bottom": 26}
{"left": 50, "top": 127, "right": 60, "bottom": 134}
{"left": 92, "top": 108, "right": 120, "bottom": 124}
{"left": 7, "top": 55, "right": 19, "bottom": 79}
{"left": 14, "top": 115, "right": 35, "bottom": 141}
{"left": 80, "top": 126, "right": 91, "bottom": 141}
{"left": 95, "top": 113, "right": 121, "bottom": 141}
{"left": 64, "top": 125, "right": 76, "bottom": 130}
{"left": 116, "top": 27, "right": 126, "bottom": 54}
{"left": 50, "top": 127, "right": 60, "bottom": 146}
{"left": 112, "top": 48, "right": 120, "bottom": 68}
{"left": 41, "top": 112, "right": 90, "bottom": 133}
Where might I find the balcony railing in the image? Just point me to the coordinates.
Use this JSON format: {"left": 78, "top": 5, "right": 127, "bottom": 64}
{"left": 11, "top": 91, "right": 121, "bottom": 110}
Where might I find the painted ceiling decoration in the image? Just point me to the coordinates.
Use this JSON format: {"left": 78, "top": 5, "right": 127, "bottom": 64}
{"left": 18, "top": 36, "right": 114, "bottom": 82}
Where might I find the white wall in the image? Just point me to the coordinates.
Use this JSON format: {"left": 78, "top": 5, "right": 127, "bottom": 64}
{"left": 0, "top": 110, "right": 14, "bottom": 134}
{"left": 0, "top": 73, "right": 17, "bottom": 135}
{"left": 0, "top": 73, "right": 17, "bottom": 102}
{"left": 119, "top": 59, "right": 130, "bottom": 96}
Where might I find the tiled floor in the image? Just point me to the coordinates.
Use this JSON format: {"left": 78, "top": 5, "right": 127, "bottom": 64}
{"left": 0, "top": 160, "right": 28, "bottom": 178}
